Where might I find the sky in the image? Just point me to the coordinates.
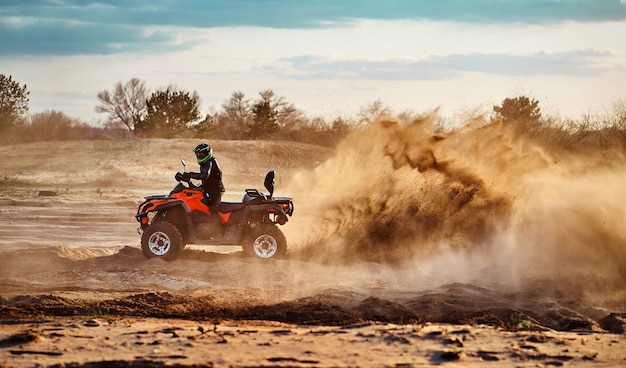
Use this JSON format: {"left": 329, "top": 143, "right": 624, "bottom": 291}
{"left": 1, "top": 0, "right": 626, "bottom": 125}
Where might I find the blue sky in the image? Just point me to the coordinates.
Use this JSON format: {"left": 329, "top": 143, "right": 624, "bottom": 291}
{"left": 1, "top": 0, "right": 626, "bottom": 123}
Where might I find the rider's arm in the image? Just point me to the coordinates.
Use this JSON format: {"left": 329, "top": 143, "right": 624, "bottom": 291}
{"left": 186, "top": 171, "right": 205, "bottom": 180}
{"left": 187, "top": 161, "right": 212, "bottom": 180}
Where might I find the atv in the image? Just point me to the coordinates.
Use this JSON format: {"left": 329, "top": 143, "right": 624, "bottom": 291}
{"left": 135, "top": 160, "right": 294, "bottom": 261}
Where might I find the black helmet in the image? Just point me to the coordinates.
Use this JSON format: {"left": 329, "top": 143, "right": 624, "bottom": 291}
{"left": 193, "top": 142, "right": 213, "bottom": 164}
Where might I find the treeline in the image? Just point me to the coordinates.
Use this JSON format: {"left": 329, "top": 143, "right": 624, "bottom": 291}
{"left": 0, "top": 76, "right": 358, "bottom": 146}
{"left": 94, "top": 79, "right": 354, "bottom": 146}
{"left": 491, "top": 96, "right": 626, "bottom": 159}
{"left": 1, "top": 74, "right": 625, "bottom": 158}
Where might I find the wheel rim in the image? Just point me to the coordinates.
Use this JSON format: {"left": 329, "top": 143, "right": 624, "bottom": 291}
{"left": 253, "top": 234, "right": 278, "bottom": 258}
{"left": 148, "top": 231, "right": 171, "bottom": 256}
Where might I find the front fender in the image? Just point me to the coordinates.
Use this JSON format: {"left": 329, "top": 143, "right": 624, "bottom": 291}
{"left": 136, "top": 200, "right": 195, "bottom": 238}
{"left": 136, "top": 200, "right": 190, "bottom": 220}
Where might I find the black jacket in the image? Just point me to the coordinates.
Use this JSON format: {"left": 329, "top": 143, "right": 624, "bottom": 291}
{"left": 188, "top": 157, "right": 225, "bottom": 194}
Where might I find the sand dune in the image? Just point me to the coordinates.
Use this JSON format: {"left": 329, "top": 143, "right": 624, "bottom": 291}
{"left": 1, "top": 117, "right": 625, "bottom": 366}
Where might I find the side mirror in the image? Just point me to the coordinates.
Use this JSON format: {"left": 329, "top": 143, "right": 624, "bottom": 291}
{"left": 181, "top": 159, "right": 186, "bottom": 171}
{"left": 264, "top": 170, "right": 275, "bottom": 199}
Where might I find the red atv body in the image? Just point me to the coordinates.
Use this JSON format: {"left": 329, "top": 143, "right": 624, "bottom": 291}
{"left": 136, "top": 169, "right": 294, "bottom": 261}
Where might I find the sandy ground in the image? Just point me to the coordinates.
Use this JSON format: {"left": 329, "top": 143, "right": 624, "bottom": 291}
{"left": 3, "top": 317, "right": 624, "bottom": 367}
{"left": 1, "top": 128, "right": 626, "bottom": 367}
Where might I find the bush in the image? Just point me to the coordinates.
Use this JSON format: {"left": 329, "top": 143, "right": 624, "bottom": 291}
{"left": 25, "top": 110, "right": 91, "bottom": 141}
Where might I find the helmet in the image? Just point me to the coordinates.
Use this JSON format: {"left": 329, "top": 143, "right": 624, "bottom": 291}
{"left": 193, "top": 142, "right": 213, "bottom": 164}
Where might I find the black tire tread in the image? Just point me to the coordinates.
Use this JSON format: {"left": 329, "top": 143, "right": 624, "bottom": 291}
{"left": 141, "top": 221, "right": 183, "bottom": 261}
{"left": 243, "top": 224, "right": 287, "bottom": 259}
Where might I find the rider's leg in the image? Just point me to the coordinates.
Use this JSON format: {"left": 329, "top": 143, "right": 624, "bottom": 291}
{"left": 207, "top": 191, "right": 222, "bottom": 217}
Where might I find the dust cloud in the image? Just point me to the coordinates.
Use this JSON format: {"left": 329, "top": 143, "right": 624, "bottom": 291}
{"left": 286, "top": 112, "right": 626, "bottom": 302}
{"left": 1, "top": 123, "right": 625, "bottom": 331}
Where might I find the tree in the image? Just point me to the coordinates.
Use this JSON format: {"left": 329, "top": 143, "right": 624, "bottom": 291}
{"left": 95, "top": 78, "right": 148, "bottom": 134}
{"left": 493, "top": 96, "right": 542, "bottom": 125}
{"left": 192, "top": 113, "right": 216, "bottom": 139}
{"left": 610, "top": 98, "right": 626, "bottom": 128}
{"left": 135, "top": 86, "right": 201, "bottom": 138}
{"left": 332, "top": 116, "right": 351, "bottom": 134}
{"left": 257, "top": 89, "right": 305, "bottom": 130}
{"left": 249, "top": 99, "right": 278, "bottom": 139}
{"left": 0, "top": 74, "right": 29, "bottom": 139}
{"left": 605, "top": 98, "right": 626, "bottom": 150}
{"left": 25, "top": 110, "right": 88, "bottom": 141}
{"left": 217, "top": 91, "right": 252, "bottom": 139}
{"left": 249, "top": 89, "right": 308, "bottom": 140}
{"left": 357, "top": 99, "right": 392, "bottom": 127}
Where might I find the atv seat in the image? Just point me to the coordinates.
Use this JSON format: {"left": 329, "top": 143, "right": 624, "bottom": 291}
{"left": 243, "top": 189, "right": 267, "bottom": 203}
{"left": 219, "top": 201, "right": 246, "bottom": 212}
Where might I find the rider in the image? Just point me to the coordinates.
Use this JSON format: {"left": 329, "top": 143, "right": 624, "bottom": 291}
{"left": 181, "top": 142, "right": 225, "bottom": 216}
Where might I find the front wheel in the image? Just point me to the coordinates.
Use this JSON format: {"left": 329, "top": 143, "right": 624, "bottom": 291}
{"left": 141, "top": 221, "right": 183, "bottom": 261}
{"left": 243, "top": 224, "right": 287, "bottom": 259}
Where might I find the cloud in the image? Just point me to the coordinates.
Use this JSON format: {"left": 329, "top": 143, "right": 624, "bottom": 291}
{"left": 2, "top": 0, "right": 626, "bottom": 55}
{"left": 0, "top": 20, "right": 184, "bottom": 55}
{"left": 271, "top": 50, "right": 617, "bottom": 81}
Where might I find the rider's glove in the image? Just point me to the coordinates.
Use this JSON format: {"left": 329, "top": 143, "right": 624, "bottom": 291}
{"left": 181, "top": 172, "right": 191, "bottom": 181}
{"left": 175, "top": 172, "right": 183, "bottom": 181}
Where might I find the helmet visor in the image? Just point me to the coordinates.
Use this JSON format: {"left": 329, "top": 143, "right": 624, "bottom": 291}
{"left": 195, "top": 150, "right": 208, "bottom": 159}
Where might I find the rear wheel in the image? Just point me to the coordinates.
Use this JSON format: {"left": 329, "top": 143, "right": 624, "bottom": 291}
{"left": 141, "top": 221, "right": 183, "bottom": 261}
{"left": 243, "top": 224, "right": 287, "bottom": 259}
